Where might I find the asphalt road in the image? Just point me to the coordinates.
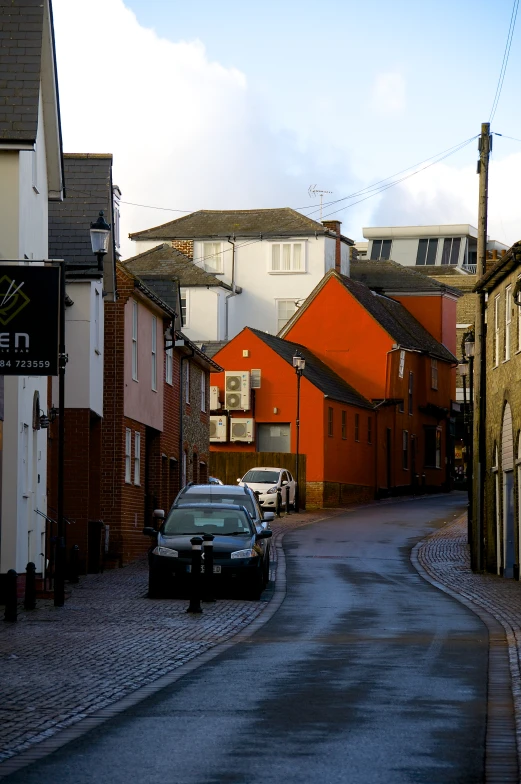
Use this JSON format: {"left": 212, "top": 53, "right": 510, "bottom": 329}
{"left": 8, "top": 494, "right": 487, "bottom": 784}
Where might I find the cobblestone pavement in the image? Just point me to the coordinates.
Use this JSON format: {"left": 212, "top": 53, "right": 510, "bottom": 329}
{"left": 415, "top": 514, "right": 521, "bottom": 779}
{"left": 0, "top": 508, "right": 339, "bottom": 769}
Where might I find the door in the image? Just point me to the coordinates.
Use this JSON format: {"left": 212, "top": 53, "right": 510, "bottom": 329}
{"left": 504, "top": 470, "right": 515, "bottom": 578}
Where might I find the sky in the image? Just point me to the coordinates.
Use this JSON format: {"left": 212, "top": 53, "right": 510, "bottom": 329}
{"left": 52, "top": 0, "right": 521, "bottom": 257}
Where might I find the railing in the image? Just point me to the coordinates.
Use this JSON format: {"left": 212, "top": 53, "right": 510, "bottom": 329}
{"left": 461, "top": 264, "right": 477, "bottom": 274}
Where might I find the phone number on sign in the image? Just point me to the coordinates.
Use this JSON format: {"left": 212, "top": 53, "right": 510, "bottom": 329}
{"left": 0, "top": 360, "right": 51, "bottom": 368}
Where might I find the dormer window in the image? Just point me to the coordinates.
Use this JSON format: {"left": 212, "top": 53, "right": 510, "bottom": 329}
{"left": 416, "top": 238, "right": 438, "bottom": 266}
{"left": 370, "top": 240, "right": 392, "bottom": 260}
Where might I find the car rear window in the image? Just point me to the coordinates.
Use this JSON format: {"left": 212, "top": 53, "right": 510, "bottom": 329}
{"left": 164, "top": 508, "right": 252, "bottom": 535}
{"left": 178, "top": 492, "right": 256, "bottom": 517}
{"left": 243, "top": 470, "right": 279, "bottom": 484}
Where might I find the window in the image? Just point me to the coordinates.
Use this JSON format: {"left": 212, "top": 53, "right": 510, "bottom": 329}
{"left": 203, "top": 242, "right": 223, "bottom": 274}
{"left": 398, "top": 349, "right": 405, "bottom": 379}
{"left": 505, "top": 285, "right": 512, "bottom": 361}
{"left": 125, "top": 429, "right": 132, "bottom": 483}
{"left": 408, "top": 371, "right": 414, "bottom": 414}
{"left": 166, "top": 342, "right": 173, "bottom": 385}
{"left": 94, "top": 288, "right": 101, "bottom": 354}
{"left": 328, "top": 407, "right": 333, "bottom": 437}
{"left": 132, "top": 301, "right": 138, "bottom": 381}
{"left": 185, "top": 362, "right": 190, "bottom": 404}
{"left": 416, "top": 238, "right": 439, "bottom": 266}
{"left": 402, "top": 430, "right": 409, "bottom": 470}
{"left": 354, "top": 413, "right": 360, "bottom": 442}
{"left": 180, "top": 288, "right": 188, "bottom": 327}
{"left": 270, "top": 242, "right": 304, "bottom": 272}
{"left": 201, "top": 371, "right": 206, "bottom": 412}
{"left": 276, "top": 299, "right": 298, "bottom": 332}
{"left": 134, "top": 431, "right": 141, "bottom": 485}
{"left": 425, "top": 426, "right": 442, "bottom": 468}
{"left": 370, "top": 239, "right": 392, "bottom": 260}
{"left": 368, "top": 416, "right": 372, "bottom": 444}
{"left": 441, "top": 237, "right": 461, "bottom": 266}
{"left": 431, "top": 359, "right": 438, "bottom": 390}
{"left": 494, "top": 295, "right": 500, "bottom": 366}
{"left": 151, "top": 316, "right": 157, "bottom": 391}
{"left": 341, "top": 410, "right": 347, "bottom": 439}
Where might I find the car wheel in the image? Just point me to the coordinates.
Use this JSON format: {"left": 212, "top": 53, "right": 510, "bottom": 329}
{"left": 246, "top": 571, "right": 264, "bottom": 601}
{"left": 262, "top": 555, "right": 270, "bottom": 586}
{"left": 148, "top": 571, "right": 166, "bottom": 599}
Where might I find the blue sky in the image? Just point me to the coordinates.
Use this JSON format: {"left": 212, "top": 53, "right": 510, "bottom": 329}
{"left": 53, "top": 0, "right": 521, "bottom": 253}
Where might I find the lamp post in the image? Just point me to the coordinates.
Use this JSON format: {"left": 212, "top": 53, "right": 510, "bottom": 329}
{"left": 458, "top": 356, "right": 472, "bottom": 552}
{"left": 90, "top": 211, "right": 111, "bottom": 271}
{"left": 292, "top": 350, "right": 306, "bottom": 512}
{"left": 463, "top": 331, "right": 475, "bottom": 565}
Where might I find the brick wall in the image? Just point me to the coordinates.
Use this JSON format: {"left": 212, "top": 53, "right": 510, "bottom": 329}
{"left": 171, "top": 240, "right": 193, "bottom": 259}
{"left": 306, "top": 481, "right": 373, "bottom": 509}
{"left": 182, "top": 359, "right": 210, "bottom": 484}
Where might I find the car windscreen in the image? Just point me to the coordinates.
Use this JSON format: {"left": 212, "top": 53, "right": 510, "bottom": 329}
{"left": 178, "top": 493, "right": 256, "bottom": 517}
{"left": 242, "top": 470, "right": 280, "bottom": 484}
{"left": 163, "top": 508, "right": 253, "bottom": 536}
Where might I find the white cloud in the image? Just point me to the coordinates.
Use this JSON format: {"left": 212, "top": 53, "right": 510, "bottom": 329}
{"left": 369, "top": 151, "right": 521, "bottom": 247}
{"left": 369, "top": 72, "right": 406, "bottom": 114}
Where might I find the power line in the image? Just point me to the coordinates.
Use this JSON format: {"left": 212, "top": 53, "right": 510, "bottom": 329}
{"left": 489, "top": 0, "right": 519, "bottom": 123}
{"left": 494, "top": 132, "right": 521, "bottom": 143}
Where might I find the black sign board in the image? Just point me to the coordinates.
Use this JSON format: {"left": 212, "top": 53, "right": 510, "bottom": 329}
{"left": 0, "top": 265, "right": 60, "bottom": 376}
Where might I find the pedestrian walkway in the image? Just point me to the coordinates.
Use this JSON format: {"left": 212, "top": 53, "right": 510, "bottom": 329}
{"left": 0, "top": 508, "right": 336, "bottom": 774}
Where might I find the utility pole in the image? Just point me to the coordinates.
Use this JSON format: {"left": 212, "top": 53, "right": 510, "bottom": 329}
{"left": 473, "top": 122, "right": 491, "bottom": 573}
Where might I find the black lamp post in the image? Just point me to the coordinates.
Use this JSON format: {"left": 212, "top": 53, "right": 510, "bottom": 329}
{"left": 463, "top": 331, "right": 475, "bottom": 563}
{"left": 293, "top": 350, "right": 306, "bottom": 512}
{"left": 90, "top": 211, "right": 111, "bottom": 271}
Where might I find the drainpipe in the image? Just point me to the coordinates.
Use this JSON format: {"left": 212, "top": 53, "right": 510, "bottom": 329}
{"left": 224, "top": 236, "right": 237, "bottom": 341}
{"left": 179, "top": 345, "right": 195, "bottom": 489}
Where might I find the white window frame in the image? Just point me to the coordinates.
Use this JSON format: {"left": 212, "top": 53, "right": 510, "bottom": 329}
{"left": 134, "top": 431, "right": 141, "bottom": 486}
{"left": 398, "top": 350, "right": 405, "bottom": 379}
{"left": 494, "top": 295, "right": 500, "bottom": 367}
{"left": 276, "top": 299, "right": 298, "bottom": 333}
{"left": 125, "top": 428, "right": 132, "bottom": 483}
{"left": 151, "top": 316, "right": 157, "bottom": 391}
{"left": 202, "top": 242, "right": 223, "bottom": 274}
{"left": 431, "top": 359, "right": 438, "bottom": 390}
{"left": 94, "top": 288, "right": 101, "bottom": 355}
{"left": 132, "top": 301, "right": 138, "bottom": 381}
{"left": 269, "top": 241, "right": 305, "bottom": 273}
{"left": 185, "top": 362, "right": 190, "bottom": 405}
{"left": 166, "top": 344, "right": 173, "bottom": 385}
{"left": 180, "top": 288, "right": 189, "bottom": 328}
{"left": 201, "top": 370, "right": 206, "bottom": 412}
{"left": 505, "top": 285, "right": 512, "bottom": 361}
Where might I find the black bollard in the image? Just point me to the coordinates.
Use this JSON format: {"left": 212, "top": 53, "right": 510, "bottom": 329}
{"left": 186, "top": 536, "right": 203, "bottom": 614}
{"left": 202, "top": 534, "right": 216, "bottom": 603}
{"left": 276, "top": 489, "right": 282, "bottom": 518}
{"left": 4, "top": 569, "right": 17, "bottom": 622}
{"left": 69, "top": 545, "right": 80, "bottom": 584}
{"left": 285, "top": 485, "right": 291, "bottom": 515}
{"left": 24, "top": 562, "right": 36, "bottom": 610}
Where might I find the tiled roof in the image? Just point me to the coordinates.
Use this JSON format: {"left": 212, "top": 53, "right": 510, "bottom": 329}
{"left": 474, "top": 241, "right": 521, "bottom": 292}
{"left": 137, "top": 275, "right": 179, "bottom": 316}
{"left": 194, "top": 340, "right": 229, "bottom": 359}
{"left": 337, "top": 275, "right": 457, "bottom": 363}
{"left": 123, "top": 243, "right": 232, "bottom": 289}
{"left": 350, "top": 260, "right": 463, "bottom": 297}
{"left": 48, "top": 154, "right": 113, "bottom": 274}
{"left": 129, "top": 208, "right": 353, "bottom": 242}
{"left": 0, "top": 0, "right": 44, "bottom": 143}
{"left": 248, "top": 328, "right": 373, "bottom": 409}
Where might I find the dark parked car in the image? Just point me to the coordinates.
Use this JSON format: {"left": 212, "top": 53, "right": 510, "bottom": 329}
{"left": 145, "top": 503, "right": 272, "bottom": 600}
{"left": 173, "top": 483, "right": 275, "bottom": 529}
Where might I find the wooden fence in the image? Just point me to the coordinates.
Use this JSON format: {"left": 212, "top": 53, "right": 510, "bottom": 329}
{"left": 209, "top": 452, "right": 307, "bottom": 508}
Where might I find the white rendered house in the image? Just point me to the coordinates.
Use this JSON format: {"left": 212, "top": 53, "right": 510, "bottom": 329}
{"left": 0, "top": 0, "right": 64, "bottom": 579}
{"left": 128, "top": 210, "right": 353, "bottom": 341}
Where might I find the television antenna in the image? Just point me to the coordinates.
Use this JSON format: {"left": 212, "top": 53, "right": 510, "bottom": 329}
{"left": 308, "top": 185, "right": 333, "bottom": 220}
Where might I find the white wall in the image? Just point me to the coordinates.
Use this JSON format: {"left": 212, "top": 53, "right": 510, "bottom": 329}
{"left": 181, "top": 286, "right": 221, "bottom": 342}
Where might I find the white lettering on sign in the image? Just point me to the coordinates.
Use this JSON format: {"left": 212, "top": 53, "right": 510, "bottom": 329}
{"left": 15, "top": 333, "right": 29, "bottom": 349}
{"left": 0, "top": 334, "right": 8, "bottom": 348}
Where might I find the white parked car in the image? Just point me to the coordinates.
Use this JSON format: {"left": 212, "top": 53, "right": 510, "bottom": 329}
{"left": 238, "top": 467, "right": 296, "bottom": 512}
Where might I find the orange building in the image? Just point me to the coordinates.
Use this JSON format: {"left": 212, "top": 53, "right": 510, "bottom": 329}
{"left": 211, "top": 270, "right": 458, "bottom": 506}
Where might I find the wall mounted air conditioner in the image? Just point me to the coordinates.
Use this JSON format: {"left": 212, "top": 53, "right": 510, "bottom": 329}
{"left": 210, "top": 386, "right": 221, "bottom": 411}
{"left": 230, "top": 418, "right": 255, "bottom": 443}
{"left": 225, "top": 371, "right": 250, "bottom": 410}
{"left": 209, "top": 416, "right": 227, "bottom": 443}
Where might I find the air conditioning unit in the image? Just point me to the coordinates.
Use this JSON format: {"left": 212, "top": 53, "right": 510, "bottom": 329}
{"left": 225, "top": 371, "right": 250, "bottom": 410}
{"left": 230, "top": 418, "right": 255, "bottom": 443}
{"left": 210, "top": 386, "right": 221, "bottom": 411}
{"left": 209, "top": 416, "right": 227, "bottom": 443}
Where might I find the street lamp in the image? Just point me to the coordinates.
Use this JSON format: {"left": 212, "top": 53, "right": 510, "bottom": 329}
{"left": 293, "top": 350, "right": 306, "bottom": 512}
{"left": 90, "top": 211, "right": 111, "bottom": 271}
{"left": 462, "top": 330, "right": 475, "bottom": 551}
{"left": 458, "top": 356, "right": 473, "bottom": 550}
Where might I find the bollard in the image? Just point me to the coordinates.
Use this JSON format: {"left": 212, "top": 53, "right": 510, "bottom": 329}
{"left": 276, "top": 489, "right": 282, "bottom": 518}
{"left": 186, "top": 536, "right": 203, "bottom": 614}
{"left": 69, "top": 545, "right": 80, "bottom": 584}
{"left": 202, "top": 534, "right": 216, "bottom": 603}
{"left": 24, "top": 562, "right": 36, "bottom": 610}
{"left": 285, "top": 485, "right": 291, "bottom": 515}
{"left": 4, "top": 569, "right": 17, "bottom": 623}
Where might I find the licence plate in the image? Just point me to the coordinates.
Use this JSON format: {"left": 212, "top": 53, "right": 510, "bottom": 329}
{"left": 186, "top": 564, "right": 221, "bottom": 574}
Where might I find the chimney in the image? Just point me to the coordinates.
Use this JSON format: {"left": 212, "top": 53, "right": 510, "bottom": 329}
{"left": 171, "top": 239, "right": 194, "bottom": 259}
{"left": 322, "top": 220, "right": 341, "bottom": 272}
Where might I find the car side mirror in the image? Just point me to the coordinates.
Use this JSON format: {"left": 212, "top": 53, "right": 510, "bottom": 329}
{"left": 281, "top": 480, "right": 287, "bottom": 486}
{"left": 256, "top": 530, "right": 272, "bottom": 540}
{"left": 263, "top": 512, "right": 275, "bottom": 522}
{"left": 237, "top": 478, "right": 241, "bottom": 484}
{"left": 143, "top": 527, "right": 157, "bottom": 537}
